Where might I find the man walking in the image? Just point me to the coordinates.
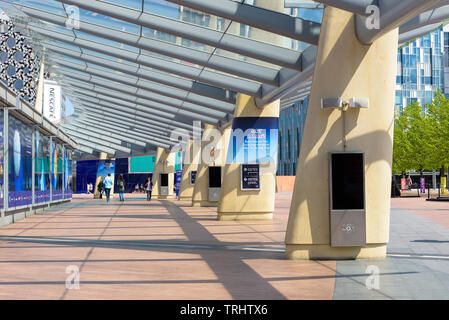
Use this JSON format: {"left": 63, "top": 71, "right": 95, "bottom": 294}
{"left": 103, "top": 173, "right": 114, "bottom": 202}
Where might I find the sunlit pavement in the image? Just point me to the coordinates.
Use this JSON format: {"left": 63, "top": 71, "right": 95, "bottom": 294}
{"left": 0, "top": 193, "right": 447, "bottom": 300}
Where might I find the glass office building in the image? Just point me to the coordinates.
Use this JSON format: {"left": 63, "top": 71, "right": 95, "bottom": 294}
{"left": 395, "top": 25, "right": 449, "bottom": 112}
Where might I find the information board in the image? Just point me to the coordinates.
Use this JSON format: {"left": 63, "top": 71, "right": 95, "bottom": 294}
{"left": 240, "top": 164, "right": 260, "bottom": 190}
{"left": 190, "top": 170, "right": 197, "bottom": 185}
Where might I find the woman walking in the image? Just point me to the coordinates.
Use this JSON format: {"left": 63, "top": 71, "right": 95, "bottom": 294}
{"left": 97, "top": 177, "right": 105, "bottom": 199}
{"left": 145, "top": 177, "right": 153, "bottom": 201}
{"left": 117, "top": 174, "right": 125, "bottom": 202}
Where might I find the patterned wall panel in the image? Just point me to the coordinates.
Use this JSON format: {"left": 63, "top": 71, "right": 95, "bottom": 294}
{"left": 0, "top": 18, "right": 38, "bottom": 103}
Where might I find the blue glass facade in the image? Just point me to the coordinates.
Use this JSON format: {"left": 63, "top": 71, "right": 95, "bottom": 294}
{"left": 277, "top": 97, "right": 309, "bottom": 176}
{"left": 395, "top": 27, "right": 449, "bottom": 112}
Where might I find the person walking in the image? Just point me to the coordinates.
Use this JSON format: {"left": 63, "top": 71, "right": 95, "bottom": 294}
{"left": 145, "top": 177, "right": 153, "bottom": 201}
{"left": 103, "top": 173, "right": 114, "bottom": 202}
{"left": 117, "top": 174, "right": 125, "bottom": 202}
{"left": 97, "top": 178, "right": 105, "bottom": 199}
{"left": 406, "top": 175, "right": 413, "bottom": 191}
{"left": 86, "top": 182, "right": 91, "bottom": 194}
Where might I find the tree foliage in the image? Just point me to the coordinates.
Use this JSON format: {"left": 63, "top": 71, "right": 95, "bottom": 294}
{"left": 393, "top": 91, "right": 449, "bottom": 174}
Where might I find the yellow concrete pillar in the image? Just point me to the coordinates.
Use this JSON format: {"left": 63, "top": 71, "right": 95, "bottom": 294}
{"left": 178, "top": 139, "right": 201, "bottom": 201}
{"left": 191, "top": 124, "right": 230, "bottom": 207}
{"left": 93, "top": 152, "right": 108, "bottom": 199}
{"left": 152, "top": 147, "right": 175, "bottom": 200}
{"left": 285, "top": 7, "right": 398, "bottom": 260}
{"left": 217, "top": 94, "right": 280, "bottom": 221}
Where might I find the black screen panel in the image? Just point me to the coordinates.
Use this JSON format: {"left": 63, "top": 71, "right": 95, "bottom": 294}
{"left": 331, "top": 153, "right": 364, "bottom": 210}
{"left": 160, "top": 173, "right": 168, "bottom": 187}
{"left": 208, "top": 166, "right": 222, "bottom": 188}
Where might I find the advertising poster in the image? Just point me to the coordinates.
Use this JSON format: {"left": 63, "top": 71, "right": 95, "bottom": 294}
{"left": 51, "top": 142, "right": 63, "bottom": 201}
{"left": 97, "top": 160, "right": 115, "bottom": 188}
{"left": 64, "top": 149, "right": 73, "bottom": 199}
{"left": 43, "top": 81, "right": 61, "bottom": 123}
{"left": 35, "top": 131, "right": 51, "bottom": 204}
{"left": 226, "top": 117, "right": 279, "bottom": 164}
{"left": 175, "top": 170, "right": 182, "bottom": 197}
{"left": 0, "top": 109, "right": 3, "bottom": 209}
{"left": 8, "top": 114, "right": 32, "bottom": 208}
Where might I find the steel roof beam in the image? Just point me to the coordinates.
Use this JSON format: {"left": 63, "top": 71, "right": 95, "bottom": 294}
{"left": 62, "top": 128, "right": 133, "bottom": 154}
{"left": 314, "top": 0, "right": 377, "bottom": 16}
{"left": 31, "top": 2, "right": 280, "bottom": 86}
{"left": 65, "top": 88, "right": 221, "bottom": 126}
{"left": 53, "top": 0, "right": 305, "bottom": 69}
{"left": 28, "top": 25, "right": 254, "bottom": 99}
{"left": 63, "top": 81, "right": 213, "bottom": 124}
{"left": 166, "top": 0, "right": 321, "bottom": 44}
{"left": 77, "top": 113, "right": 187, "bottom": 146}
{"left": 72, "top": 107, "right": 182, "bottom": 142}
{"left": 70, "top": 117, "right": 181, "bottom": 145}
{"left": 74, "top": 138, "right": 117, "bottom": 156}
{"left": 71, "top": 103, "right": 186, "bottom": 134}
{"left": 399, "top": 4, "right": 449, "bottom": 34}
{"left": 48, "top": 57, "right": 233, "bottom": 115}
{"left": 256, "top": 45, "right": 316, "bottom": 107}
{"left": 69, "top": 92, "right": 210, "bottom": 129}
{"left": 63, "top": 122, "right": 155, "bottom": 149}
{"left": 398, "top": 22, "right": 443, "bottom": 44}
{"left": 54, "top": 70, "right": 230, "bottom": 120}
{"left": 356, "top": 0, "right": 442, "bottom": 44}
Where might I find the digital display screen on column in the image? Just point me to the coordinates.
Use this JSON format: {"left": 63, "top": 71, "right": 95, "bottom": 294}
{"left": 331, "top": 153, "right": 364, "bottom": 210}
{"left": 160, "top": 173, "right": 168, "bottom": 187}
{"left": 208, "top": 166, "right": 221, "bottom": 188}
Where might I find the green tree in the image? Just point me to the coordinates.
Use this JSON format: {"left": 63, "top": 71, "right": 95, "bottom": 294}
{"left": 426, "top": 91, "right": 449, "bottom": 171}
{"left": 393, "top": 100, "right": 433, "bottom": 175}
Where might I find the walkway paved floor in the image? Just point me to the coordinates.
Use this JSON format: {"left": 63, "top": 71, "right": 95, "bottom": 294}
{"left": 0, "top": 194, "right": 448, "bottom": 300}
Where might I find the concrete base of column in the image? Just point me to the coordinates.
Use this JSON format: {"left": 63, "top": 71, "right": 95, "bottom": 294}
{"left": 192, "top": 200, "right": 218, "bottom": 207}
{"left": 154, "top": 195, "right": 171, "bottom": 200}
{"left": 217, "top": 212, "right": 273, "bottom": 221}
{"left": 285, "top": 244, "right": 387, "bottom": 260}
{"left": 179, "top": 196, "right": 194, "bottom": 201}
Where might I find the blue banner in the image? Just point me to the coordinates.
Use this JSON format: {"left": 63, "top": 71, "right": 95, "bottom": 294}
{"left": 51, "top": 143, "right": 63, "bottom": 201}
{"left": 64, "top": 149, "right": 73, "bottom": 199}
{"left": 0, "top": 109, "right": 3, "bottom": 209}
{"left": 8, "top": 114, "right": 32, "bottom": 208}
{"left": 175, "top": 170, "right": 182, "bottom": 197}
{"left": 97, "top": 160, "right": 116, "bottom": 188}
{"left": 226, "top": 117, "right": 279, "bottom": 164}
{"left": 35, "top": 131, "right": 51, "bottom": 204}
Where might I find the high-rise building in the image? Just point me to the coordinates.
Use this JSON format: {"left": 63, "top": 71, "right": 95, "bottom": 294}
{"left": 395, "top": 25, "right": 449, "bottom": 112}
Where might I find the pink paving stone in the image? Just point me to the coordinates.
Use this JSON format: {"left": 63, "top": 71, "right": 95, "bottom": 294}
{"left": 391, "top": 197, "right": 449, "bottom": 229}
{"left": 0, "top": 193, "right": 335, "bottom": 300}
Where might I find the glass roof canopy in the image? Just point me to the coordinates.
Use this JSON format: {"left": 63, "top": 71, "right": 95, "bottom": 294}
{"left": 1, "top": 0, "right": 448, "bottom": 157}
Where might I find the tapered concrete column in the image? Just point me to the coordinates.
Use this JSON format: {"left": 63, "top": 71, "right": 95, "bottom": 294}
{"left": 192, "top": 124, "right": 230, "bottom": 207}
{"left": 152, "top": 147, "right": 175, "bottom": 200}
{"left": 285, "top": 7, "right": 398, "bottom": 260}
{"left": 94, "top": 152, "right": 108, "bottom": 199}
{"left": 178, "top": 139, "right": 201, "bottom": 201}
{"left": 217, "top": 94, "right": 280, "bottom": 221}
